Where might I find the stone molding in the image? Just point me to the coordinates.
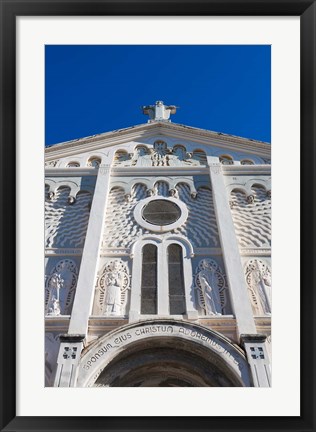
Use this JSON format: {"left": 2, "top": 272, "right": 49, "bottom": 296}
{"left": 45, "top": 248, "right": 83, "bottom": 256}
{"left": 100, "top": 248, "right": 130, "bottom": 256}
{"left": 45, "top": 122, "right": 271, "bottom": 160}
{"left": 133, "top": 195, "right": 189, "bottom": 233}
{"left": 240, "top": 333, "right": 267, "bottom": 345}
{"left": 45, "top": 167, "right": 98, "bottom": 176}
{"left": 194, "top": 247, "right": 222, "bottom": 256}
{"left": 59, "top": 334, "right": 86, "bottom": 343}
{"left": 111, "top": 165, "right": 208, "bottom": 176}
{"left": 240, "top": 248, "right": 271, "bottom": 256}
{"left": 222, "top": 165, "right": 271, "bottom": 175}
{"left": 77, "top": 319, "right": 251, "bottom": 387}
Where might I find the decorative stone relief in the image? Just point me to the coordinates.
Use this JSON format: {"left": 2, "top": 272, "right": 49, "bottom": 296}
{"left": 175, "top": 184, "right": 219, "bottom": 247}
{"left": 230, "top": 186, "right": 271, "bottom": 248}
{"left": 102, "top": 182, "right": 219, "bottom": 248}
{"left": 249, "top": 346, "right": 265, "bottom": 359}
{"left": 45, "top": 259, "right": 78, "bottom": 316}
{"left": 95, "top": 260, "right": 130, "bottom": 316}
{"left": 194, "top": 259, "right": 227, "bottom": 315}
{"left": 67, "top": 162, "right": 80, "bottom": 167}
{"left": 45, "top": 188, "right": 91, "bottom": 248}
{"left": 113, "top": 142, "right": 205, "bottom": 168}
{"left": 45, "top": 160, "right": 59, "bottom": 167}
{"left": 245, "top": 259, "right": 271, "bottom": 316}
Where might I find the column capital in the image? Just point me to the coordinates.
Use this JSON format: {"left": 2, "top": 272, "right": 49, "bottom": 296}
{"left": 59, "top": 334, "right": 86, "bottom": 343}
{"left": 240, "top": 334, "right": 267, "bottom": 345}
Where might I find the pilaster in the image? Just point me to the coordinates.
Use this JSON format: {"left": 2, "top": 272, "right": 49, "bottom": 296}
{"left": 68, "top": 161, "right": 112, "bottom": 336}
{"left": 53, "top": 159, "right": 112, "bottom": 387}
{"left": 53, "top": 334, "right": 85, "bottom": 387}
{"left": 241, "top": 334, "right": 271, "bottom": 387}
{"left": 207, "top": 156, "right": 257, "bottom": 338}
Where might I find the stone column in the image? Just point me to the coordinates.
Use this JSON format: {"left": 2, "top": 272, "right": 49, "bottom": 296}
{"left": 207, "top": 157, "right": 257, "bottom": 337}
{"left": 241, "top": 334, "right": 271, "bottom": 387}
{"left": 54, "top": 159, "right": 112, "bottom": 387}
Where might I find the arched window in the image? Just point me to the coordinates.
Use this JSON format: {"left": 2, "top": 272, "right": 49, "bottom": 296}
{"left": 140, "top": 244, "right": 158, "bottom": 314}
{"left": 168, "top": 244, "right": 186, "bottom": 314}
{"left": 130, "top": 237, "right": 196, "bottom": 320}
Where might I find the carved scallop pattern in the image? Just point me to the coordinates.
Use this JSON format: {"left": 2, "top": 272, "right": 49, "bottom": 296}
{"left": 174, "top": 184, "right": 219, "bottom": 247}
{"left": 102, "top": 184, "right": 148, "bottom": 248}
{"left": 45, "top": 187, "right": 92, "bottom": 248}
{"left": 102, "top": 182, "right": 219, "bottom": 248}
{"left": 230, "top": 186, "right": 271, "bottom": 248}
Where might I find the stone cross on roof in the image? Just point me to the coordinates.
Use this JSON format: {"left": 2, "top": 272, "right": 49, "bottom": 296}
{"left": 142, "top": 101, "right": 177, "bottom": 123}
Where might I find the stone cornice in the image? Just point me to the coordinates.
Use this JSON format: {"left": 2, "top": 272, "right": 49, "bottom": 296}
{"left": 111, "top": 165, "right": 209, "bottom": 177}
{"left": 45, "top": 167, "right": 98, "bottom": 176}
{"left": 240, "top": 248, "right": 271, "bottom": 256}
{"left": 45, "top": 164, "right": 271, "bottom": 178}
{"left": 45, "top": 121, "right": 271, "bottom": 160}
{"left": 222, "top": 165, "right": 271, "bottom": 176}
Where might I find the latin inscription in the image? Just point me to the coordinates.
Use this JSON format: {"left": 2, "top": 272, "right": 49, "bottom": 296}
{"left": 83, "top": 324, "right": 240, "bottom": 371}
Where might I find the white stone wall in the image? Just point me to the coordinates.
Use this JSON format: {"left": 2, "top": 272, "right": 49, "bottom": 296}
{"left": 230, "top": 186, "right": 271, "bottom": 248}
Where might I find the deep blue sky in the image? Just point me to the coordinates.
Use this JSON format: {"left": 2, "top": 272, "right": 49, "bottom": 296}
{"left": 45, "top": 45, "right": 271, "bottom": 146}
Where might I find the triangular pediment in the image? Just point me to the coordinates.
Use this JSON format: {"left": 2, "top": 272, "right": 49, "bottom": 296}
{"left": 45, "top": 121, "right": 271, "bottom": 167}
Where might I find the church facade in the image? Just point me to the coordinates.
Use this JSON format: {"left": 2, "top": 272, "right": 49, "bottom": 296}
{"left": 45, "top": 101, "right": 271, "bottom": 387}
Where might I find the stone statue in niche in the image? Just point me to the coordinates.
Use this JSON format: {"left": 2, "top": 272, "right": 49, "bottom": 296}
{"left": 51, "top": 297, "right": 61, "bottom": 316}
{"left": 195, "top": 259, "right": 226, "bottom": 315}
{"left": 98, "top": 260, "right": 130, "bottom": 316}
{"left": 46, "top": 260, "right": 78, "bottom": 316}
{"left": 246, "top": 259, "right": 271, "bottom": 316}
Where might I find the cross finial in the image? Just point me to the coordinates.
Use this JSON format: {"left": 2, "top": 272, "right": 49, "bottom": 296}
{"left": 142, "top": 101, "right": 177, "bottom": 123}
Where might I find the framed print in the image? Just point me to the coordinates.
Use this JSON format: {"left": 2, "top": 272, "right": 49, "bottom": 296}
{"left": 1, "top": 1, "right": 315, "bottom": 431}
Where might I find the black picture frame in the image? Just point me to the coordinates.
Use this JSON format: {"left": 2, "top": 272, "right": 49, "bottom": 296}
{"left": 0, "top": 1, "right": 315, "bottom": 431}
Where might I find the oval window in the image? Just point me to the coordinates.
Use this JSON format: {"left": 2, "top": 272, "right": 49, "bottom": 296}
{"left": 142, "top": 199, "right": 181, "bottom": 226}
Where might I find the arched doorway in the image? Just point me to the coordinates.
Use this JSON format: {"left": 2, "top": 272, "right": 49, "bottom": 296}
{"left": 77, "top": 319, "right": 252, "bottom": 387}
